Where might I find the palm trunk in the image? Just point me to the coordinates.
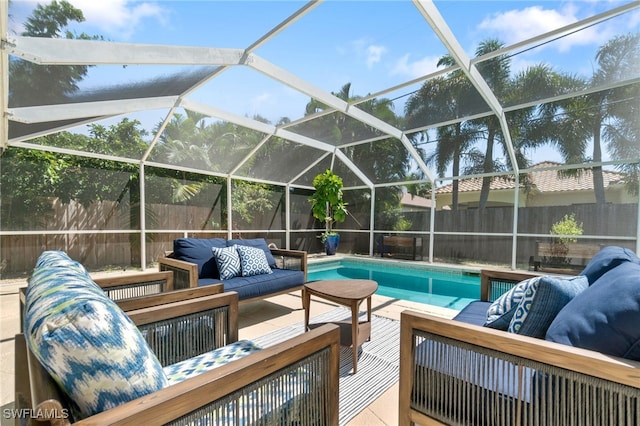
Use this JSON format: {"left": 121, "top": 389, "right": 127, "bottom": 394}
{"left": 592, "top": 119, "right": 606, "bottom": 204}
{"left": 478, "top": 128, "right": 496, "bottom": 210}
{"left": 452, "top": 155, "right": 460, "bottom": 211}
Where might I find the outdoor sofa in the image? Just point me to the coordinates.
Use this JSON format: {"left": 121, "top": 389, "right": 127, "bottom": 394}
{"left": 159, "top": 237, "right": 307, "bottom": 303}
{"left": 16, "top": 250, "right": 340, "bottom": 425}
{"left": 399, "top": 245, "right": 640, "bottom": 425}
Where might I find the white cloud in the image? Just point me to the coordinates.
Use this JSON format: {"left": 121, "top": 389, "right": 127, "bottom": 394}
{"left": 68, "top": 0, "right": 166, "bottom": 39}
{"left": 478, "top": 5, "right": 576, "bottom": 45}
{"left": 390, "top": 53, "right": 441, "bottom": 79}
{"left": 366, "top": 44, "right": 387, "bottom": 69}
{"left": 508, "top": 56, "right": 544, "bottom": 76}
{"left": 345, "top": 38, "right": 388, "bottom": 69}
{"left": 477, "top": 4, "right": 609, "bottom": 53}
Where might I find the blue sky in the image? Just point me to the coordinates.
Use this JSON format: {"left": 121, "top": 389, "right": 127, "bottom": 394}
{"left": 8, "top": 0, "right": 640, "bottom": 167}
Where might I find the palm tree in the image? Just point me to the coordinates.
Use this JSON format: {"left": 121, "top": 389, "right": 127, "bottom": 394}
{"left": 407, "top": 38, "right": 598, "bottom": 210}
{"left": 303, "top": 83, "right": 408, "bottom": 229}
{"left": 303, "top": 83, "right": 407, "bottom": 182}
{"left": 405, "top": 58, "right": 482, "bottom": 210}
{"left": 553, "top": 33, "right": 640, "bottom": 204}
{"left": 155, "top": 111, "right": 278, "bottom": 229}
{"left": 605, "top": 81, "right": 640, "bottom": 196}
{"left": 468, "top": 40, "right": 511, "bottom": 209}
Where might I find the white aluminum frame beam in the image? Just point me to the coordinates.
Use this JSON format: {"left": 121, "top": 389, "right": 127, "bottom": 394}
{"left": 141, "top": 101, "right": 180, "bottom": 163}
{"left": 181, "top": 98, "right": 338, "bottom": 153}
{"left": 229, "top": 134, "right": 272, "bottom": 177}
{"left": 181, "top": 98, "right": 376, "bottom": 186}
{"left": 7, "top": 36, "right": 245, "bottom": 66}
{"left": 11, "top": 140, "right": 141, "bottom": 164}
{"left": 181, "top": 98, "right": 275, "bottom": 135}
{"left": 0, "top": 0, "right": 8, "bottom": 149}
{"left": 412, "top": 0, "right": 519, "bottom": 175}
{"left": 9, "top": 96, "right": 178, "bottom": 124}
{"left": 245, "top": 1, "right": 321, "bottom": 53}
{"left": 334, "top": 149, "right": 374, "bottom": 189}
{"left": 247, "top": 53, "right": 429, "bottom": 186}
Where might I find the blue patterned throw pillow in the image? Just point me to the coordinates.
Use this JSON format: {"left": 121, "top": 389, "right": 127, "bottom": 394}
{"left": 484, "top": 277, "right": 540, "bottom": 330}
{"left": 236, "top": 244, "right": 273, "bottom": 277}
{"left": 227, "top": 238, "right": 277, "bottom": 268}
{"left": 508, "top": 275, "right": 588, "bottom": 338}
{"left": 212, "top": 245, "right": 242, "bottom": 280}
{"left": 25, "top": 251, "right": 168, "bottom": 419}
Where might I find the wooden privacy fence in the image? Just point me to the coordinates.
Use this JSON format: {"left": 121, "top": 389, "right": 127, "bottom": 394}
{"left": 0, "top": 198, "right": 284, "bottom": 275}
{"left": 426, "top": 203, "right": 637, "bottom": 265}
{"left": 1, "top": 200, "right": 637, "bottom": 274}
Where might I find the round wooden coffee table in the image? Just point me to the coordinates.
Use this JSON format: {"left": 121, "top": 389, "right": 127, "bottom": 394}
{"left": 303, "top": 279, "right": 378, "bottom": 373}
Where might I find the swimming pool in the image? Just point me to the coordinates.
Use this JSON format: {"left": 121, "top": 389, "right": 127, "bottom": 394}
{"left": 307, "top": 259, "right": 480, "bottom": 310}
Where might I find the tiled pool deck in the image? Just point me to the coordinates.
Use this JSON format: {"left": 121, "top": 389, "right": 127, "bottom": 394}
{"left": 0, "top": 255, "right": 479, "bottom": 425}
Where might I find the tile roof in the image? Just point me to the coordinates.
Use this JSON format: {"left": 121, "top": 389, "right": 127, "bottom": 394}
{"left": 435, "top": 162, "right": 626, "bottom": 194}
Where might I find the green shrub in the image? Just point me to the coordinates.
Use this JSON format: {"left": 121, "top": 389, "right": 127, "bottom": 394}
{"left": 550, "top": 213, "right": 583, "bottom": 244}
{"left": 549, "top": 213, "right": 584, "bottom": 263}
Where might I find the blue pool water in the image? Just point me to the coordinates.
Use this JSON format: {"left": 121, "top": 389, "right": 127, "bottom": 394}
{"left": 307, "top": 259, "right": 480, "bottom": 311}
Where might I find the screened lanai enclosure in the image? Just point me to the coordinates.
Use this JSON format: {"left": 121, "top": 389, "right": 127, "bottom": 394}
{"left": 1, "top": 0, "right": 639, "bottom": 276}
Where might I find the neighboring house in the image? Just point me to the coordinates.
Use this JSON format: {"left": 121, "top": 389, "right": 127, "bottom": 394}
{"left": 400, "top": 192, "right": 433, "bottom": 212}
{"left": 434, "top": 161, "right": 632, "bottom": 210}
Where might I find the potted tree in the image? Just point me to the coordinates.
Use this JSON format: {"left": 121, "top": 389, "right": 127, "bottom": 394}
{"left": 548, "top": 213, "right": 584, "bottom": 267}
{"left": 309, "top": 169, "right": 348, "bottom": 255}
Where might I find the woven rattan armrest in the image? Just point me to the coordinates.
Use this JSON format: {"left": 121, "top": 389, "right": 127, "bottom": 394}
{"left": 126, "top": 291, "right": 237, "bottom": 330}
{"left": 126, "top": 291, "right": 239, "bottom": 365}
{"left": 480, "top": 268, "right": 543, "bottom": 301}
{"left": 93, "top": 270, "right": 174, "bottom": 291}
{"left": 158, "top": 256, "right": 198, "bottom": 289}
{"left": 93, "top": 271, "right": 174, "bottom": 301}
{"left": 115, "top": 284, "right": 223, "bottom": 311}
{"left": 270, "top": 248, "right": 308, "bottom": 280}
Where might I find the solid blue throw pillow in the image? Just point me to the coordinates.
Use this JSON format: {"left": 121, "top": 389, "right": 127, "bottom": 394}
{"left": 546, "top": 261, "right": 640, "bottom": 361}
{"left": 579, "top": 245, "right": 640, "bottom": 285}
{"left": 173, "top": 238, "right": 227, "bottom": 279}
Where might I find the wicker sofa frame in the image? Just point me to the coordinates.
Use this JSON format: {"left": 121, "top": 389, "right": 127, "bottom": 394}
{"left": 16, "top": 287, "right": 340, "bottom": 425}
{"left": 399, "top": 269, "right": 640, "bottom": 426}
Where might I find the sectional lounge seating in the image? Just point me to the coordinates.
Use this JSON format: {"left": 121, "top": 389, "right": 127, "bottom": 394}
{"left": 16, "top": 251, "right": 340, "bottom": 425}
{"left": 399, "top": 246, "right": 640, "bottom": 425}
{"left": 159, "top": 237, "right": 307, "bottom": 303}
